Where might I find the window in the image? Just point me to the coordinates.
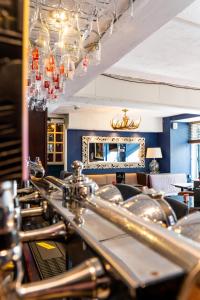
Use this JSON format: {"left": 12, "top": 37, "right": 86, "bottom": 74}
{"left": 189, "top": 122, "right": 200, "bottom": 143}
{"left": 190, "top": 123, "right": 200, "bottom": 179}
{"left": 191, "top": 144, "right": 200, "bottom": 179}
{"left": 47, "top": 119, "right": 64, "bottom": 165}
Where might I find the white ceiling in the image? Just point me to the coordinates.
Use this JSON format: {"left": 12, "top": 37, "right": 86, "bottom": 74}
{"left": 107, "top": 0, "right": 200, "bottom": 88}
{"left": 50, "top": 0, "right": 200, "bottom": 118}
{"left": 52, "top": 101, "right": 198, "bottom": 118}
{"left": 58, "top": 0, "right": 195, "bottom": 98}
{"left": 53, "top": 105, "right": 164, "bottom": 116}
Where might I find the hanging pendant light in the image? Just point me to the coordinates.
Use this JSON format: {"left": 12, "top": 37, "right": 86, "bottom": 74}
{"left": 27, "top": 0, "right": 134, "bottom": 111}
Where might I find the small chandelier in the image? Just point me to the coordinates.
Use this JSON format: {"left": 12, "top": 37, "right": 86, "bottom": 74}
{"left": 111, "top": 109, "right": 141, "bottom": 130}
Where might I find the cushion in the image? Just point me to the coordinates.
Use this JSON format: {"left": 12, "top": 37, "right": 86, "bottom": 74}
{"left": 115, "top": 184, "right": 142, "bottom": 200}
{"left": 164, "top": 196, "right": 189, "bottom": 219}
{"left": 125, "top": 173, "right": 138, "bottom": 185}
{"left": 149, "top": 173, "right": 187, "bottom": 195}
{"left": 88, "top": 174, "right": 107, "bottom": 186}
{"left": 88, "top": 173, "right": 138, "bottom": 186}
{"left": 106, "top": 174, "right": 117, "bottom": 185}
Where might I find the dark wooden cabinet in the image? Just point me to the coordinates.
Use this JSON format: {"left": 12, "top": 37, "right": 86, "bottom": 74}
{"left": 137, "top": 172, "right": 150, "bottom": 187}
{"left": 116, "top": 172, "right": 125, "bottom": 184}
{"left": 0, "top": 0, "right": 27, "bottom": 182}
{"left": 29, "top": 110, "right": 47, "bottom": 170}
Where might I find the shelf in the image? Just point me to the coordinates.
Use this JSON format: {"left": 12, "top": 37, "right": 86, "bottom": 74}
{"left": 0, "top": 28, "right": 22, "bottom": 38}
{"left": 48, "top": 142, "right": 64, "bottom": 144}
{"left": 47, "top": 162, "right": 64, "bottom": 165}
{"left": 47, "top": 119, "right": 65, "bottom": 164}
{"left": 0, "top": 29, "right": 22, "bottom": 46}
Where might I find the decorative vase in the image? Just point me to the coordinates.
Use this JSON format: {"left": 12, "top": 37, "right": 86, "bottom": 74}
{"left": 149, "top": 159, "right": 159, "bottom": 174}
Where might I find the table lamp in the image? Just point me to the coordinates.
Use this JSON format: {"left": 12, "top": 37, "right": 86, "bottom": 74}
{"left": 146, "top": 147, "right": 162, "bottom": 174}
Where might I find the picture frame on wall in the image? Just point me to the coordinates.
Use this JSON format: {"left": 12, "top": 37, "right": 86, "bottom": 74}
{"left": 82, "top": 136, "right": 145, "bottom": 169}
{"left": 94, "top": 143, "right": 104, "bottom": 159}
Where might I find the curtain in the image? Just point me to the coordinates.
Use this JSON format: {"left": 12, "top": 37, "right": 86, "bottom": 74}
{"left": 189, "top": 122, "right": 200, "bottom": 143}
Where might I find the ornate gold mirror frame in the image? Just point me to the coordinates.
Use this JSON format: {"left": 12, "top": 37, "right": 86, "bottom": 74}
{"left": 82, "top": 136, "right": 145, "bottom": 169}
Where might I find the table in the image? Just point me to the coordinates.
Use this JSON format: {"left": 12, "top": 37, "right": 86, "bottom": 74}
{"left": 172, "top": 182, "right": 193, "bottom": 192}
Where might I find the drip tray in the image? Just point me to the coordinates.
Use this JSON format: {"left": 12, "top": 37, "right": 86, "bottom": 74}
{"left": 28, "top": 240, "right": 66, "bottom": 279}
{"left": 23, "top": 217, "right": 66, "bottom": 279}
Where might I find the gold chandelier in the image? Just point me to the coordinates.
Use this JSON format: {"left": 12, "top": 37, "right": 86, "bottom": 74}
{"left": 111, "top": 109, "right": 141, "bottom": 130}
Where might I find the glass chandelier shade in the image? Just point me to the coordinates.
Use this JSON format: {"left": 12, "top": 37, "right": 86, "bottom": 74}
{"left": 27, "top": 0, "right": 133, "bottom": 111}
{"left": 29, "top": 8, "right": 50, "bottom": 54}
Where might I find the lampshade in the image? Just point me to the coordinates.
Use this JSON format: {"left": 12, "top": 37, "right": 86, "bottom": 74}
{"left": 146, "top": 148, "right": 162, "bottom": 159}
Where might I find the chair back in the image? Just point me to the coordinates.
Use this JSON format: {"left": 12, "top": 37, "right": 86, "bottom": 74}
{"left": 115, "top": 183, "right": 142, "bottom": 201}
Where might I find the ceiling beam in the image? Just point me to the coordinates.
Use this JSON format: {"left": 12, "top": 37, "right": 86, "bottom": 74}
{"left": 175, "top": 16, "right": 200, "bottom": 28}
{"left": 49, "top": 74, "right": 200, "bottom": 115}
{"left": 63, "top": 0, "right": 196, "bottom": 98}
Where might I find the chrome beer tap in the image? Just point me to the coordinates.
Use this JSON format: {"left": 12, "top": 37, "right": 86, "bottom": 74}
{"left": 18, "top": 191, "right": 42, "bottom": 203}
{"left": 0, "top": 182, "right": 109, "bottom": 300}
{"left": 20, "top": 200, "right": 48, "bottom": 218}
{"left": 16, "top": 257, "right": 108, "bottom": 300}
{"left": 0, "top": 181, "right": 23, "bottom": 299}
{"left": 64, "top": 160, "right": 99, "bottom": 201}
{"left": 61, "top": 161, "right": 99, "bottom": 224}
{"left": 27, "top": 156, "right": 45, "bottom": 180}
{"left": 16, "top": 160, "right": 68, "bottom": 242}
{"left": 45, "top": 161, "right": 124, "bottom": 224}
{"left": 19, "top": 221, "right": 67, "bottom": 242}
{"left": 0, "top": 181, "right": 21, "bottom": 267}
{"left": 16, "top": 199, "right": 67, "bottom": 242}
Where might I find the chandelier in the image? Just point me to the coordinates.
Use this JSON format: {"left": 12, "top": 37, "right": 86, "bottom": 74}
{"left": 27, "top": 0, "right": 134, "bottom": 111}
{"left": 111, "top": 109, "right": 141, "bottom": 130}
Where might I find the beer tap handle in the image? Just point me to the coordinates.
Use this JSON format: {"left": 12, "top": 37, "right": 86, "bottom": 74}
{"left": 27, "top": 157, "right": 45, "bottom": 179}
{"left": 16, "top": 257, "right": 109, "bottom": 299}
{"left": 18, "top": 191, "right": 42, "bottom": 203}
{"left": 72, "top": 160, "right": 84, "bottom": 178}
{"left": 20, "top": 200, "right": 47, "bottom": 218}
{"left": 19, "top": 221, "right": 67, "bottom": 242}
{"left": 20, "top": 206, "right": 44, "bottom": 218}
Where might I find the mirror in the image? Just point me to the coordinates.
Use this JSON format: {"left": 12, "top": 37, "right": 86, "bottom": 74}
{"left": 89, "top": 143, "right": 140, "bottom": 163}
{"left": 82, "top": 136, "right": 145, "bottom": 169}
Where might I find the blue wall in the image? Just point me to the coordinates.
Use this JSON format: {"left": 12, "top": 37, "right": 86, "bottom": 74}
{"left": 158, "top": 114, "right": 199, "bottom": 176}
{"left": 67, "top": 114, "right": 199, "bottom": 175}
{"left": 47, "top": 165, "right": 64, "bottom": 177}
{"left": 67, "top": 129, "right": 160, "bottom": 174}
{"left": 158, "top": 118, "right": 171, "bottom": 173}
{"left": 170, "top": 122, "right": 191, "bottom": 174}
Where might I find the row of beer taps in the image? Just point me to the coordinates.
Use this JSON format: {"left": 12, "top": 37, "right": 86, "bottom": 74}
{"left": 0, "top": 159, "right": 109, "bottom": 299}
{"left": 1, "top": 157, "right": 200, "bottom": 299}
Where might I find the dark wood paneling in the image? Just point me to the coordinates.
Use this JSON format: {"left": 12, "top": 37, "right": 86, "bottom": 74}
{"left": 29, "top": 111, "right": 47, "bottom": 170}
{"left": 0, "top": 61, "right": 22, "bottom": 181}
{"left": 0, "top": 0, "right": 24, "bottom": 182}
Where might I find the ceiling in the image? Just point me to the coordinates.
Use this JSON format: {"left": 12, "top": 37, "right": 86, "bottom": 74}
{"left": 52, "top": 100, "right": 199, "bottom": 118}
{"left": 57, "top": 106, "right": 163, "bottom": 116}
{"left": 107, "top": 0, "right": 200, "bottom": 88}
{"left": 49, "top": 0, "right": 200, "bottom": 118}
